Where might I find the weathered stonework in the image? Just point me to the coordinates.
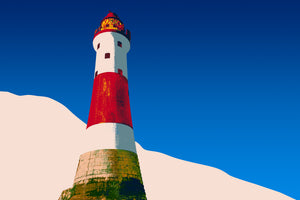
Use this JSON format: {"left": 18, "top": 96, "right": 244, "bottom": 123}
{"left": 74, "top": 149, "right": 143, "bottom": 184}
{"left": 59, "top": 149, "right": 147, "bottom": 200}
{"left": 58, "top": 188, "right": 72, "bottom": 200}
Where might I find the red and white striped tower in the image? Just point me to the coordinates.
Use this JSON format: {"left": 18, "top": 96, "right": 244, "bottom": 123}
{"left": 58, "top": 12, "right": 147, "bottom": 200}
{"left": 86, "top": 12, "right": 135, "bottom": 153}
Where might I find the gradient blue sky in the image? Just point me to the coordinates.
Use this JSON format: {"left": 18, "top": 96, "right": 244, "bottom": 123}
{"left": 0, "top": 0, "right": 299, "bottom": 198}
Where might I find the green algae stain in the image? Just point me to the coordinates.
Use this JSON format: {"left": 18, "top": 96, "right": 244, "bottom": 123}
{"left": 65, "top": 178, "right": 146, "bottom": 200}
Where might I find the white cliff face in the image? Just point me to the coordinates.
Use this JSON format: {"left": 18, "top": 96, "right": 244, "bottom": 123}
{"left": 0, "top": 92, "right": 86, "bottom": 200}
{"left": 136, "top": 143, "right": 293, "bottom": 200}
{"left": 0, "top": 92, "right": 294, "bottom": 200}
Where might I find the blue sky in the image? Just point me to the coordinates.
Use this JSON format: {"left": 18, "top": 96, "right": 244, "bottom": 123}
{"left": 0, "top": 0, "right": 299, "bottom": 198}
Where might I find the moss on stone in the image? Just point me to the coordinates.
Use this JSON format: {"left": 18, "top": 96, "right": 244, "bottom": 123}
{"left": 66, "top": 177, "right": 146, "bottom": 200}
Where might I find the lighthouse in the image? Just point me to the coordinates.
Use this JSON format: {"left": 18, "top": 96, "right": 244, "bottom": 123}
{"left": 86, "top": 11, "right": 135, "bottom": 152}
{"left": 58, "top": 12, "right": 147, "bottom": 200}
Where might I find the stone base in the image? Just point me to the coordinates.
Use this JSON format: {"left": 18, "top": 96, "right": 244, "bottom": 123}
{"left": 58, "top": 149, "right": 147, "bottom": 200}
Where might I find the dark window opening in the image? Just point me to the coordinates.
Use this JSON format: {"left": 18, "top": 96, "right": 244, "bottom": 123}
{"left": 117, "top": 41, "right": 122, "bottom": 47}
{"left": 118, "top": 69, "right": 123, "bottom": 75}
{"left": 105, "top": 53, "right": 110, "bottom": 59}
{"left": 106, "top": 24, "right": 109, "bottom": 27}
{"left": 95, "top": 71, "right": 98, "bottom": 77}
{"left": 97, "top": 43, "right": 100, "bottom": 49}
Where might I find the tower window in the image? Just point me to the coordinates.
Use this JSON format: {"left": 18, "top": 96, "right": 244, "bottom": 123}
{"left": 118, "top": 69, "right": 123, "bottom": 75}
{"left": 117, "top": 41, "right": 122, "bottom": 47}
{"left": 95, "top": 71, "right": 98, "bottom": 77}
{"left": 105, "top": 53, "right": 110, "bottom": 59}
{"left": 97, "top": 43, "right": 100, "bottom": 49}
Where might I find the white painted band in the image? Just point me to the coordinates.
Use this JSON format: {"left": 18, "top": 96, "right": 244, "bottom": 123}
{"left": 93, "top": 32, "right": 130, "bottom": 79}
{"left": 84, "top": 123, "right": 137, "bottom": 153}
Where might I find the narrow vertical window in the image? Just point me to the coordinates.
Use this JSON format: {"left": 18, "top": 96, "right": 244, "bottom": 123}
{"left": 118, "top": 69, "right": 123, "bottom": 75}
{"left": 97, "top": 43, "right": 100, "bottom": 49}
{"left": 105, "top": 53, "right": 110, "bottom": 59}
{"left": 95, "top": 71, "right": 98, "bottom": 77}
{"left": 117, "top": 41, "right": 122, "bottom": 47}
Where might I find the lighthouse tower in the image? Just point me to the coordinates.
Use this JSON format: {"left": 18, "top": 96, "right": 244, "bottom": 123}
{"left": 58, "top": 12, "right": 147, "bottom": 200}
{"left": 87, "top": 11, "right": 135, "bottom": 153}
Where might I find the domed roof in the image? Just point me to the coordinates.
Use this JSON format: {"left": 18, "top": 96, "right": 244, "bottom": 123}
{"left": 94, "top": 12, "right": 131, "bottom": 41}
{"left": 105, "top": 11, "right": 117, "bottom": 18}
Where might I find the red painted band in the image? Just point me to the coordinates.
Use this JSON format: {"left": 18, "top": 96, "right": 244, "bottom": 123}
{"left": 87, "top": 72, "right": 133, "bottom": 129}
{"left": 93, "top": 29, "right": 131, "bottom": 41}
